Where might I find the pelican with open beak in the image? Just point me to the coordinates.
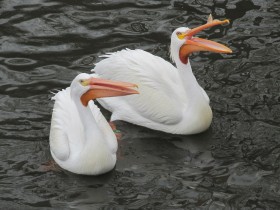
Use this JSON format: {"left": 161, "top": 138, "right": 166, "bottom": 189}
{"left": 93, "top": 15, "right": 232, "bottom": 135}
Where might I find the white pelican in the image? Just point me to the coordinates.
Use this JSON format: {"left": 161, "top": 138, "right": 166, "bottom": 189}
{"left": 93, "top": 15, "right": 232, "bottom": 135}
{"left": 49, "top": 73, "right": 138, "bottom": 175}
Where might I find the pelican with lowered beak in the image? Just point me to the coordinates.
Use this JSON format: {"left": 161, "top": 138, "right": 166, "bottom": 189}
{"left": 49, "top": 73, "right": 138, "bottom": 175}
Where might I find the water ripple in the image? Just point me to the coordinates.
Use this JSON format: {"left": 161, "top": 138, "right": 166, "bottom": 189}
{"left": 0, "top": 0, "right": 279, "bottom": 209}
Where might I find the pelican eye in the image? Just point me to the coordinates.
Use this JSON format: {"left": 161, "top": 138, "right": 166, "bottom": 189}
{"left": 80, "top": 79, "right": 89, "bottom": 86}
{"left": 176, "top": 31, "right": 185, "bottom": 40}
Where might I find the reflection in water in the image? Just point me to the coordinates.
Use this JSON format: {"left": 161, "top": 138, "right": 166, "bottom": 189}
{"left": 0, "top": 0, "right": 280, "bottom": 209}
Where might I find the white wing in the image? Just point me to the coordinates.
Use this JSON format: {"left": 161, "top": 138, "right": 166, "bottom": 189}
{"left": 49, "top": 88, "right": 84, "bottom": 161}
{"left": 93, "top": 49, "right": 187, "bottom": 125}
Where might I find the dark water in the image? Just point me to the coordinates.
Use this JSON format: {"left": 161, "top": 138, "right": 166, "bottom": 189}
{"left": 0, "top": 0, "right": 280, "bottom": 209}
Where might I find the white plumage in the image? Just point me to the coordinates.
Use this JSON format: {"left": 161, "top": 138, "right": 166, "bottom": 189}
{"left": 93, "top": 47, "right": 212, "bottom": 135}
{"left": 49, "top": 74, "right": 118, "bottom": 175}
{"left": 93, "top": 22, "right": 231, "bottom": 134}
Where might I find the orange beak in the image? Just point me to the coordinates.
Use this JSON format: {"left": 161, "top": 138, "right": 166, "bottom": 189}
{"left": 179, "top": 15, "right": 232, "bottom": 64}
{"left": 80, "top": 77, "right": 139, "bottom": 106}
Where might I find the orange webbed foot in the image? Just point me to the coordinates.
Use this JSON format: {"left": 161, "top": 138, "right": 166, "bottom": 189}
{"left": 40, "top": 160, "right": 61, "bottom": 172}
{"left": 109, "top": 121, "right": 122, "bottom": 142}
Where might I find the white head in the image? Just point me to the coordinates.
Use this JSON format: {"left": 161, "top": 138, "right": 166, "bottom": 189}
{"left": 70, "top": 73, "right": 92, "bottom": 100}
{"left": 170, "top": 27, "right": 190, "bottom": 64}
{"left": 169, "top": 17, "right": 232, "bottom": 66}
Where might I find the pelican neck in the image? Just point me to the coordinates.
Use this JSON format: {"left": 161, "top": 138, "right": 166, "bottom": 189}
{"left": 72, "top": 94, "right": 100, "bottom": 138}
{"left": 175, "top": 59, "right": 204, "bottom": 98}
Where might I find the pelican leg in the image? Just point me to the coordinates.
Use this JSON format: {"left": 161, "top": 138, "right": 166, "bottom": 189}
{"left": 109, "top": 121, "right": 122, "bottom": 141}
{"left": 40, "top": 160, "right": 62, "bottom": 172}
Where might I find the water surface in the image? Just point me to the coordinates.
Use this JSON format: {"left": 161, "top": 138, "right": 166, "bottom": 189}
{"left": 0, "top": 0, "right": 280, "bottom": 209}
